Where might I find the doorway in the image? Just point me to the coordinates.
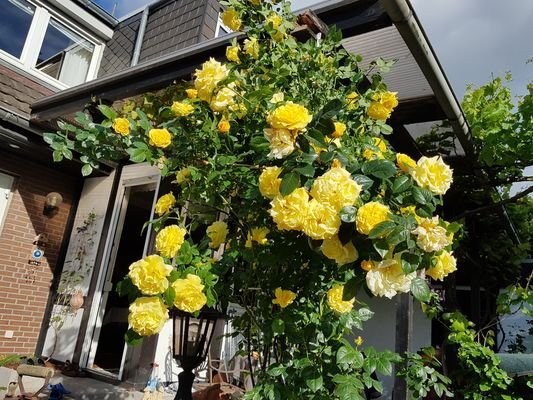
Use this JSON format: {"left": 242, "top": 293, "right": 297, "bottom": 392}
{"left": 85, "top": 172, "right": 159, "bottom": 379}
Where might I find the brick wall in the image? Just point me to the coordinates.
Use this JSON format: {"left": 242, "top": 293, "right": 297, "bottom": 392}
{"left": 0, "top": 151, "right": 80, "bottom": 355}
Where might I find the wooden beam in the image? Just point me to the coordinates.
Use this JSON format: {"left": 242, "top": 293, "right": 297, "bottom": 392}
{"left": 389, "top": 96, "right": 446, "bottom": 126}
{"left": 393, "top": 293, "right": 413, "bottom": 400}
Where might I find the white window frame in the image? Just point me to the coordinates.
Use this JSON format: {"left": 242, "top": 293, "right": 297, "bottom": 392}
{"left": 0, "top": 172, "right": 15, "bottom": 236}
{"left": 215, "top": 13, "right": 232, "bottom": 38}
{"left": 0, "top": 0, "right": 104, "bottom": 89}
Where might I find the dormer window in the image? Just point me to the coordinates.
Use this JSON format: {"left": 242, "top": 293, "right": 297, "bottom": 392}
{"left": 0, "top": 0, "right": 102, "bottom": 88}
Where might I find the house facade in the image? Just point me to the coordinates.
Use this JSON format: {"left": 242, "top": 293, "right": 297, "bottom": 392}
{"left": 2, "top": 0, "right": 473, "bottom": 395}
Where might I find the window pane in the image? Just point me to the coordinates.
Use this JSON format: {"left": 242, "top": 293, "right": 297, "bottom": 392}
{"left": 0, "top": 0, "right": 35, "bottom": 58}
{"left": 37, "top": 18, "right": 95, "bottom": 86}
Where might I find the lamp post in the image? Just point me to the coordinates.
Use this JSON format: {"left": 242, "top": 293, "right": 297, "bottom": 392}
{"left": 172, "top": 308, "right": 223, "bottom": 400}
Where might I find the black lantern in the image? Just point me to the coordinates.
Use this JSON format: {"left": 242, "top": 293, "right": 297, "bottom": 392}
{"left": 172, "top": 308, "right": 223, "bottom": 400}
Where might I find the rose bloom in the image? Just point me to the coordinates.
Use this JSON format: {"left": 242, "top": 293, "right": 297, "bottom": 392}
{"left": 366, "top": 257, "right": 415, "bottom": 299}
{"left": 367, "top": 101, "right": 391, "bottom": 120}
{"left": 245, "top": 227, "right": 270, "bottom": 248}
{"left": 218, "top": 119, "right": 231, "bottom": 134}
{"left": 172, "top": 274, "right": 207, "bottom": 313}
{"left": 396, "top": 153, "right": 417, "bottom": 173}
{"left": 356, "top": 201, "right": 391, "bottom": 235}
{"left": 411, "top": 156, "right": 453, "bottom": 195}
{"left": 327, "top": 285, "right": 354, "bottom": 313}
{"left": 360, "top": 259, "right": 378, "bottom": 272}
{"left": 221, "top": 8, "right": 242, "bottom": 31}
{"left": 272, "top": 288, "right": 296, "bottom": 308}
{"left": 346, "top": 91, "right": 359, "bottom": 110}
{"left": 321, "top": 235, "right": 358, "bottom": 265}
{"left": 128, "top": 297, "right": 169, "bottom": 336}
{"left": 194, "top": 58, "right": 229, "bottom": 102}
{"left": 266, "top": 102, "right": 312, "bottom": 131}
{"left": 310, "top": 166, "right": 362, "bottom": 212}
{"left": 426, "top": 250, "right": 457, "bottom": 281}
{"left": 155, "top": 225, "right": 187, "bottom": 258}
{"left": 210, "top": 85, "right": 237, "bottom": 112}
{"left": 175, "top": 167, "right": 191, "bottom": 185}
{"left": 331, "top": 121, "right": 346, "bottom": 138}
{"left": 185, "top": 89, "right": 197, "bottom": 99}
{"left": 400, "top": 205, "right": 422, "bottom": 223}
{"left": 363, "top": 137, "right": 387, "bottom": 160}
{"left": 206, "top": 221, "right": 228, "bottom": 249}
{"left": 264, "top": 127, "right": 297, "bottom": 159}
{"left": 171, "top": 101, "right": 194, "bottom": 117}
{"left": 270, "top": 187, "right": 309, "bottom": 231}
{"left": 259, "top": 166, "right": 282, "bottom": 199}
{"left": 149, "top": 128, "right": 172, "bottom": 148}
{"left": 226, "top": 45, "right": 240, "bottom": 63}
{"left": 112, "top": 118, "right": 130, "bottom": 136}
{"left": 128, "top": 254, "right": 172, "bottom": 295}
{"left": 265, "top": 13, "right": 283, "bottom": 29}
{"left": 412, "top": 216, "right": 451, "bottom": 253}
{"left": 154, "top": 192, "right": 176, "bottom": 216}
{"left": 302, "top": 199, "right": 341, "bottom": 240}
{"left": 244, "top": 37, "right": 259, "bottom": 59}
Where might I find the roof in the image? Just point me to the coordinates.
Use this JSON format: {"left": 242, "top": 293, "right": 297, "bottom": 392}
{"left": 30, "top": 0, "right": 471, "bottom": 159}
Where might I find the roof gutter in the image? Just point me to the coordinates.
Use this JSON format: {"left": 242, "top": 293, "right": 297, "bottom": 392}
{"left": 379, "top": 0, "right": 475, "bottom": 158}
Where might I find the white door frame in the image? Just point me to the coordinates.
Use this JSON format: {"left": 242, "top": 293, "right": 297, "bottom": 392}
{"left": 80, "top": 163, "right": 161, "bottom": 379}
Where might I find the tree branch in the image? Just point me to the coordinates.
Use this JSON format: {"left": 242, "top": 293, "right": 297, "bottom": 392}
{"left": 451, "top": 185, "right": 533, "bottom": 221}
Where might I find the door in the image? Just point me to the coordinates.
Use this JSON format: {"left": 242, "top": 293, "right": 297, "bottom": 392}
{"left": 82, "top": 164, "right": 160, "bottom": 379}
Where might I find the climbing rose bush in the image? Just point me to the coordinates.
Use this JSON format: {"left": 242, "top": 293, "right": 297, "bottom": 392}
{"left": 45, "top": 0, "right": 460, "bottom": 397}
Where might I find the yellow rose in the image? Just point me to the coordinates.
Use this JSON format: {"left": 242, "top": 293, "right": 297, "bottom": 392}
{"left": 411, "top": 156, "right": 453, "bottom": 195}
{"left": 175, "top": 167, "right": 191, "bottom": 185}
{"left": 154, "top": 192, "right": 176, "bottom": 216}
{"left": 310, "top": 167, "right": 362, "bottom": 212}
{"left": 149, "top": 128, "right": 172, "bottom": 148}
{"left": 356, "top": 201, "right": 391, "bottom": 235}
{"left": 426, "top": 250, "right": 457, "bottom": 281}
{"left": 366, "top": 256, "right": 415, "bottom": 298}
{"left": 206, "top": 221, "right": 228, "bottom": 249}
{"left": 354, "top": 336, "right": 364, "bottom": 346}
{"left": 171, "top": 101, "right": 194, "bottom": 117}
{"left": 222, "top": 8, "right": 242, "bottom": 31}
{"left": 272, "top": 288, "right": 296, "bottom": 308}
{"left": 265, "top": 13, "right": 283, "bottom": 29}
{"left": 303, "top": 199, "right": 341, "bottom": 240}
{"left": 259, "top": 166, "right": 282, "bottom": 199}
{"left": 270, "top": 92, "right": 284, "bottom": 104}
{"left": 367, "top": 102, "right": 390, "bottom": 120}
{"left": 399, "top": 205, "right": 422, "bottom": 223}
{"left": 226, "top": 45, "right": 240, "bottom": 63}
{"left": 128, "top": 297, "right": 169, "bottom": 336}
{"left": 245, "top": 227, "right": 270, "bottom": 248}
{"left": 185, "top": 88, "right": 197, "bottom": 99}
{"left": 244, "top": 37, "right": 259, "bottom": 59}
{"left": 267, "top": 102, "right": 312, "bottom": 131}
{"left": 270, "top": 187, "right": 309, "bottom": 231}
{"left": 210, "top": 85, "right": 237, "bottom": 112}
{"left": 218, "top": 119, "right": 231, "bottom": 134}
{"left": 155, "top": 225, "right": 187, "bottom": 258}
{"left": 128, "top": 254, "right": 172, "bottom": 295}
{"left": 346, "top": 91, "right": 359, "bottom": 110}
{"left": 367, "top": 91, "right": 399, "bottom": 120}
{"left": 112, "top": 117, "right": 130, "bottom": 136}
{"left": 363, "top": 137, "right": 387, "bottom": 160}
{"left": 380, "top": 91, "right": 399, "bottom": 110}
{"left": 411, "top": 216, "right": 451, "bottom": 253}
{"left": 396, "top": 153, "right": 416, "bottom": 173}
{"left": 327, "top": 285, "right": 354, "bottom": 313}
{"left": 331, "top": 122, "right": 346, "bottom": 138}
{"left": 360, "top": 260, "right": 378, "bottom": 272}
{"left": 172, "top": 274, "right": 207, "bottom": 313}
{"left": 321, "top": 235, "right": 358, "bottom": 265}
{"left": 194, "top": 58, "right": 229, "bottom": 102}
{"left": 264, "top": 127, "right": 297, "bottom": 159}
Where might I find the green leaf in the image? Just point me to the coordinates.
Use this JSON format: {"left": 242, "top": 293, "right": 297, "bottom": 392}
{"left": 305, "top": 373, "right": 323, "bottom": 392}
{"left": 411, "top": 186, "right": 434, "bottom": 205}
{"left": 168, "top": 270, "right": 180, "bottom": 283}
{"left": 272, "top": 318, "right": 285, "bottom": 335}
{"left": 43, "top": 132, "right": 57, "bottom": 145}
{"left": 163, "top": 286, "right": 176, "bottom": 307}
{"left": 343, "top": 278, "right": 358, "bottom": 301}
{"left": 392, "top": 175, "right": 411, "bottom": 193}
{"left": 124, "top": 328, "right": 143, "bottom": 346}
{"left": 306, "top": 129, "right": 328, "bottom": 148}
{"left": 98, "top": 104, "right": 117, "bottom": 120}
{"left": 267, "top": 364, "right": 286, "bottom": 377}
{"left": 411, "top": 277, "right": 430, "bottom": 302}
{"left": 352, "top": 174, "right": 374, "bottom": 190}
{"left": 127, "top": 147, "right": 147, "bottom": 163}
{"left": 373, "top": 239, "right": 389, "bottom": 258}
{"left": 401, "top": 253, "right": 421, "bottom": 274}
{"left": 280, "top": 172, "right": 300, "bottom": 196}
{"left": 368, "top": 221, "right": 396, "bottom": 239}
{"left": 362, "top": 160, "right": 396, "bottom": 179}
{"left": 81, "top": 164, "right": 93, "bottom": 177}
{"left": 295, "top": 164, "right": 315, "bottom": 177}
{"left": 340, "top": 206, "right": 356, "bottom": 223}
{"left": 375, "top": 357, "right": 392, "bottom": 375}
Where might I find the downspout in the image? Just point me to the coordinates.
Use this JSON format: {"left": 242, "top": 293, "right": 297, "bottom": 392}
{"left": 379, "top": 0, "right": 475, "bottom": 158}
{"left": 131, "top": 6, "right": 150, "bottom": 67}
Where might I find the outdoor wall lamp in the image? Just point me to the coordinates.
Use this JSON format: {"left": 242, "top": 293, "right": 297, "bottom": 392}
{"left": 43, "top": 192, "right": 63, "bottom": 217}
{"left": 172, "top": 308, "right": 223, "bottom": 400}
